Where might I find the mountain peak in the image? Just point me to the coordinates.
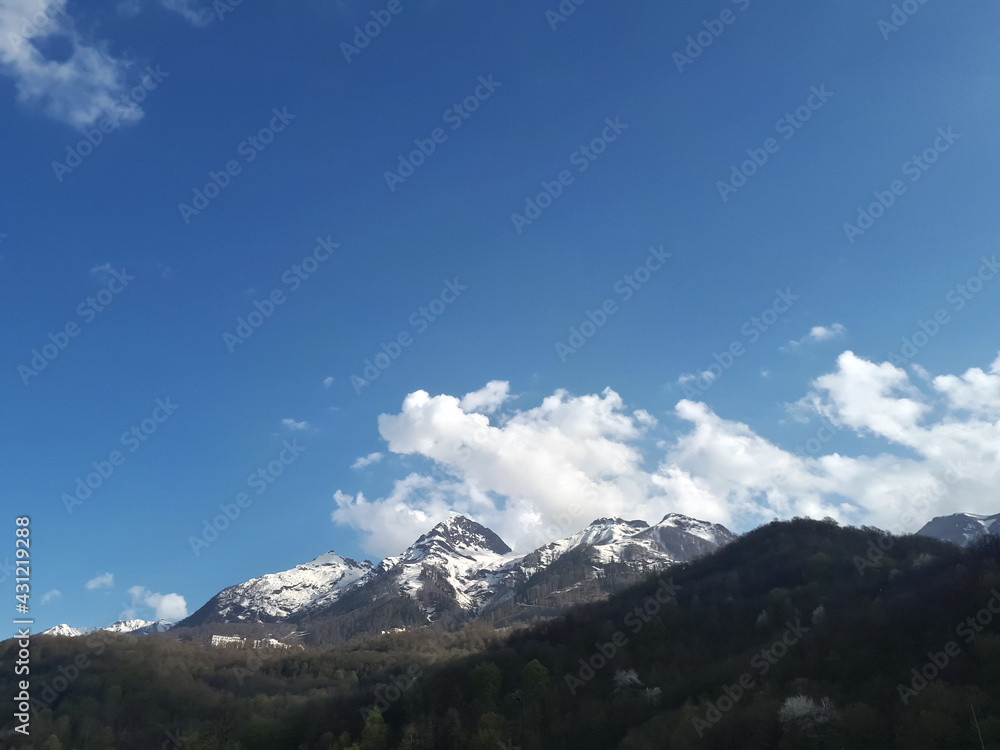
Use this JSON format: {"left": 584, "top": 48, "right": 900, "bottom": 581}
{"left": 588, "top": 517, "right": 650, "bottom": 529}
{"left": 412, "top": 514, "right": 512, "bottom": 557}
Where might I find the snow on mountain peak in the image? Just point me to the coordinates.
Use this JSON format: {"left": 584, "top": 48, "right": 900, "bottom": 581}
{"left": 207, "top": 551, "right": 374, "bottom": 622}
{"left": 40, "top": 624, "right": 97, "bottom": 637}
{"left": 40, "top": 619, "right": 174, "bottom": 637}
{"left": 407, "top": 514, "right": 512, "bottom": 560}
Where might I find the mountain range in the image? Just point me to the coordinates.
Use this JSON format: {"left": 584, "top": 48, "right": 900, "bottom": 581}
{"left": 175, "top": 513, "right": 735, "bottom": 642}
{"left": 40, "top": 618, "right": 174, "bottom": 638}
{"left": 42, "top": 510, "right": 995, "bottom": 644}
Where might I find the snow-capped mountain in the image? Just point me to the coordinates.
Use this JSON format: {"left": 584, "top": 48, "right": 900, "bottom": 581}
{"left": 917, "top": 512, "right": 1000, "bottom": 546}
{"left": 40, "top": 619, "right": 174, "bottom": 638}
{"left": 176, "top": 512, "right": 735, "bottom": 637}
{"left": 472, "top": 514, "right": 736, "bottom": 617}
{"left": 182, "top": 552, "right": 374, "bottom": 625}
{"left": 524, "top": 514, "right": 734, "bottom": 569}
{"left": 39, "top": 624, "right": 98, "bottom": 637}
{"left": 373, "top": 515, "right": 517, "bottom": 614}
{"left": 104, "top": 619, "right": 174, "bottom": 635}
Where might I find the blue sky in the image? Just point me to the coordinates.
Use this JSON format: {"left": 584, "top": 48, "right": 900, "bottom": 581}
{"left": 3, "top": 0, "right": 999, "bottom": 631}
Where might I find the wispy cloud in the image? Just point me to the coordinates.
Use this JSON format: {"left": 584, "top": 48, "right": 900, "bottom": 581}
{"left": 281, "top": 418, "right": 309, "bottom": 431}
{"left": 86, "top": 572, "right": 113, "bottom": 590}
{"left": 0, "top": 0, "right": 143, "bottom": 127}
{"left": 323, "top": 376, "right": 334, "bottom": 388}
{"left": 351, "top": 452, "right": 383, "bottom": 469}
{"left": 89, "top": 262, "right": 113, "bottom": 281}
{"left": 157, "top": 0, "right": 213, "bottom": 26}
{"left": 41, "top": 589, "right": 61, "bottom": 604}
{"left": 117, "top": 0, "right": 213, "bottom": 25}
{"left": 783, "top": 323, "right": 846, "bottom": 352}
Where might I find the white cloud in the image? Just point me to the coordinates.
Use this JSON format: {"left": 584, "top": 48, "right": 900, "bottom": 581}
{"left": 932, "top": 353, "right": 1000, "bottom": 420}
{"left": 334, "top": 384, "right": 663, "bottom": 556}
{"left": 459, "top": 380, "right": 511, "bottom": 414}
{"left": 323, "top": 376, "right": 334, "bottom": 388}
{"left": 784, "top": 323, "right": 846, "bottom": 351}
{"left": 144, "top": 591, "right": 188, "bottom": 621}
{"left": 86, "top": 572, "right": 113, "bottom": 590}
{"left": 127, "top": 585, "right": 188, "bottom": 621}
{"left": 0, "top": 0, "right": 143, "bottom": 127}
{"left": 281, "top": 418, "right": 309, "bottom": 431}
{"left": 678, "top": 370, "right": 716, "bottom": 386}
{"left": 333, "top": 357, "right": 1000, "bottom": 556}
{"left": 351, "top": 452, "right": 383, "bottom": 470}
{"left": 41, "top": 589, "right": 60, "bottom": 604}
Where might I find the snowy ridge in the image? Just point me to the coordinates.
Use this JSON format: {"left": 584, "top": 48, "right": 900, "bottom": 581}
{"left": 40, "top": 619, "right": 174, "bottom": 638}
{"left": 212, "top": 552, "right": 374, "bottom": 622}
{"left": 176, "top": 512, "right": 736, "bottom": 628}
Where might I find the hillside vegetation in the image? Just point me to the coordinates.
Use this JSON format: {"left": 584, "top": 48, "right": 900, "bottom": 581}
{"left": 6, "top": 519, "right": 1000, "bottom": 749}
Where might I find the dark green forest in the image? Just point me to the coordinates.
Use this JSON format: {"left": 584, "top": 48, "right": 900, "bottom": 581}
{"left": 6, "top": 519, "right": 1000, "bottom": 749}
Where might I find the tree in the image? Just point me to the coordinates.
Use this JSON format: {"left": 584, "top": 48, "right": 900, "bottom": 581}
{"left": 360, "top": 707, "right": 387, "bottom": 750}
{"left": 470, "top": 661, "right": 502, "bottom": 713}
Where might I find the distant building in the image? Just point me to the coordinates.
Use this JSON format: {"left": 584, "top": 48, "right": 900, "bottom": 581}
{"left": 211, "top": 634, "right": 246, "bottom": 648}
{"left": 380, "top": 627, "right": 406, "bottom": 635}
{"left": 252, "top": 637, "right": 293, "bottom": 650}
{"left": 211, "top": 634, "right": 300, "bottom": 650}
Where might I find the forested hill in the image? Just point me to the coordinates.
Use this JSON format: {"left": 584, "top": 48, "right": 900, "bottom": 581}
{"left": 7, "top": 518, "right": 1000, "bottom": 750}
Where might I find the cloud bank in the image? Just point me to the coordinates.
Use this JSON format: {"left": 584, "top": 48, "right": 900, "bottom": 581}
{"left": 333, "top": 351, "right": 1000, "bottom": 557}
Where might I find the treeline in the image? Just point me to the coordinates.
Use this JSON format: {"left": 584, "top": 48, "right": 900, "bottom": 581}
{"left": 5, "top": 519, "right": 1000, "bottom": 749}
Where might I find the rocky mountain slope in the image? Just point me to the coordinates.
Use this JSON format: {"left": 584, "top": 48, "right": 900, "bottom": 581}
{"left": 916, "top": 511, "right": 1000, "bottom": 546}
